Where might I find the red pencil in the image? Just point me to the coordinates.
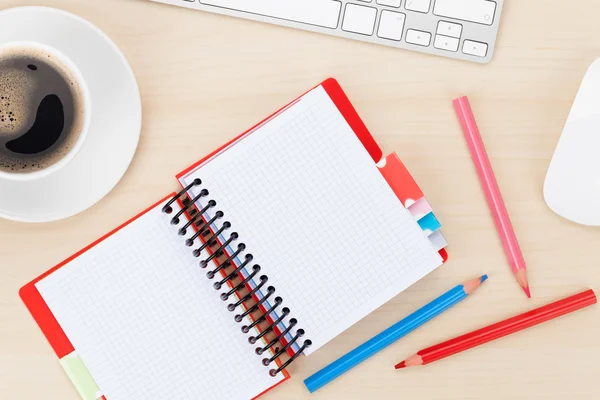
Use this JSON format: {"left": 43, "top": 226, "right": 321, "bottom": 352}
{"left": 395, "top": 289, "right": 597, "bottom": 369}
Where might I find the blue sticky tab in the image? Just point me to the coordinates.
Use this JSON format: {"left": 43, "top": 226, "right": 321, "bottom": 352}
{"left": 417, "top": 212, "right": 441, "bottom": 234}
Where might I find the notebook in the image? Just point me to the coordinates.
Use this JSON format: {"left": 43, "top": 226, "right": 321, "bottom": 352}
{"left": 20, "top": 78, "right": 448, "bottom": 400}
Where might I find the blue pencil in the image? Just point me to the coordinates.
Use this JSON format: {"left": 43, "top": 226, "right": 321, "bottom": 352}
{"left": 303, "top": 275, "right": 488, "bottom": 393}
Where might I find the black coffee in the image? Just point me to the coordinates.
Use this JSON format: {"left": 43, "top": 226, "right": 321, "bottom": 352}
{"left": 0, "top": 46, "right": 85, "bottom": 174}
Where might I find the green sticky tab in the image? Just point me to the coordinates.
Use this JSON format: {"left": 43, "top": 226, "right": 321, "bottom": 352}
{"left": 59, "top": 352, "right": 101, "bottom": 400}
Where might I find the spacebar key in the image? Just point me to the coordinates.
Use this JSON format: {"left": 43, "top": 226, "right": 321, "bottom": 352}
{"left": 433, "top": 0, "right": 497, "bottom": 26}
{"left": 199, "top": 0, "right": 342, "bottom": 29}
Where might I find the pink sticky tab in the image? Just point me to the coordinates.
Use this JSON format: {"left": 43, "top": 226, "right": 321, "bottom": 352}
{"left": 408, "top": 197, "right": 433, "bottom": 220}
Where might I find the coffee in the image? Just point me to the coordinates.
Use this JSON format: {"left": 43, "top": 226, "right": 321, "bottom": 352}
{"left": 0, "top": 45, "right": 85, "bottom": 174}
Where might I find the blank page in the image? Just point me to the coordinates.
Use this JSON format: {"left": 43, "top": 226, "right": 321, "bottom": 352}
{"left": 180, "top": 85, "right": 443, "bottom": 355}
{"left": 36, "top": 201, "right": 285, "bottom": 400}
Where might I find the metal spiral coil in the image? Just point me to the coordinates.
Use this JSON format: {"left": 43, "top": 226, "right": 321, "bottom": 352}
{"left": 163, "top": 180, "right": 311, "bottom": 376}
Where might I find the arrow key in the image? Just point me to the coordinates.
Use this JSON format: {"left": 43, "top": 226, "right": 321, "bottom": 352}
{"left": 437, "top": 21, "right": 462, "bottom": 39}
{"left": 434, "top": 34, "right": 459, "bottom": 52}
{"left": 406, "top": 29, "right": 432, "bottom": 47}
{"left": 462, "top": 39, "right": 488, "bottom": 57}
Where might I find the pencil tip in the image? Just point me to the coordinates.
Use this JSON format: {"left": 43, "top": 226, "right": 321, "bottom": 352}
{"left": 395, "top": 361, "right": 406, "bottom": 370}
{"left": 463, "top": 275, "right": 488, "bottom": 295}
{"left": 515, "top": 270, "right": 530, "bottom": 298}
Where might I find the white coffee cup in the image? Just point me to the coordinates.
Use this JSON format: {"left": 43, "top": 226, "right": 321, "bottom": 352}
{"left": 0, "top": 40, "right": 92, "bottom": 181}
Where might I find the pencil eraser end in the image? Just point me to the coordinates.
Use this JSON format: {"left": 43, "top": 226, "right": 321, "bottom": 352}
{"left": 303, "top": 377, "right": 319, "bottom": 393}
{"left": 453, "top": 95, "right": 469, "bottom": 106}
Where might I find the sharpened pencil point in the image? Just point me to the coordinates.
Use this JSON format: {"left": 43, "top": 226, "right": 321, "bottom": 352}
{"left": 515, "top": 269, "right": 531, "bottom": 298}
{"left": 394, "top": 361, "right": 406, "bottom": 369}
{"left": 463, "top": 275, "right": 488, "bottom": 295}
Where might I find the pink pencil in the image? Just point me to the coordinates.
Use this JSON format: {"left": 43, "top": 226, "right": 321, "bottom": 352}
{"left": 453, "top": 96, "right": 530, "bottom": 298}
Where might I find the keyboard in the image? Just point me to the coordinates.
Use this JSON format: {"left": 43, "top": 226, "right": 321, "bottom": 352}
{"left": 150, "top": 0, "right": 504, "bottom": 64}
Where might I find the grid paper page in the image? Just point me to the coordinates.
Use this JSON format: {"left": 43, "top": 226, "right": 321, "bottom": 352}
{"left": 181, "top": 85, "right": 444, "bottom": 355}
{"left": 36, "top": 201, "right": 285, "bottom": 400}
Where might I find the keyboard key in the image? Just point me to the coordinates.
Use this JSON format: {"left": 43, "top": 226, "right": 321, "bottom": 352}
{"left": 405, "top": 29, "right": 431, "bottom": 46}
{"left": 437, "top": 21, "right": 462, "bottom": 38}
{"left": 405, "top": 0, "right": 431, "bottom": 13}
{"left": 434, "top": 35, "right": 459, "bottom": 51}
{"left": 462, "top": 40, "right": 488, "bottom": 57}
{"left": 433, "top": 0, "right": 497, "bottom": 26}
{"left": 342, "top": 3, "right": 377, "bottom": 35}
{"left": 377, "top": 10, "right": 405, "bottom": 40}
{"left": 377, "top": 0, "right": 402, "bottom": 7}
{"left": 199, "top": 0, "right": 343, "bottom": 29}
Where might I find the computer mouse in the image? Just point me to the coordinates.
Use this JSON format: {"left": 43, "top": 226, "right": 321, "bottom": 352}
{"left": 544, "top": 58, "right": 600, "bottom": 226}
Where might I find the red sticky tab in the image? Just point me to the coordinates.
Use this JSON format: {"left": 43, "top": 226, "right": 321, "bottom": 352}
{"left": 377, "top": 153, "right": 424, "bottom": 208}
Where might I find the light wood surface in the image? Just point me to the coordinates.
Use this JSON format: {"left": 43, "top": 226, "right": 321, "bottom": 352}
{"left": 2, "top": 0, "right": 600, "bottom": 399}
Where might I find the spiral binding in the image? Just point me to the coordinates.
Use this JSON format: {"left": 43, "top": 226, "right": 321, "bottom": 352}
{"left": 163, "top": 179, "right": 312, "bottom": 376}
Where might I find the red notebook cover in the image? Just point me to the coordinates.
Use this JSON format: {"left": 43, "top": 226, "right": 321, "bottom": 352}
{"left": 19, "top": 78, "right": 446, "bottom": 400}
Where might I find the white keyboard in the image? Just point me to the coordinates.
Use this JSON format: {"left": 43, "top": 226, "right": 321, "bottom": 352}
{"left": 150, "top": 0, "right": 504, "bottom": 63}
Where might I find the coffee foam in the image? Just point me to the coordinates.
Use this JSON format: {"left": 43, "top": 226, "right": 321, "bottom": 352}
{"left": 0, "top": 46, "right": 86, "bottom": 173}
{"left": 0, "top": 68, "right": 36, "bottom": 137}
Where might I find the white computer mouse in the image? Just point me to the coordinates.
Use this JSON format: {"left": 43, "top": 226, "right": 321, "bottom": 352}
{"left": 544, "top": 58, "right": 600, "bottom": 226}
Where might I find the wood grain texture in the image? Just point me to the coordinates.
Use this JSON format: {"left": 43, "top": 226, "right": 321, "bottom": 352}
{"left": 1, "top": 1, "right": 600, "bottom": 399}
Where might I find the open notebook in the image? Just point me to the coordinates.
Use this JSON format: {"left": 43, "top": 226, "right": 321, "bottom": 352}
{"left": 21, "top": 79, "right": 447, "bottom": 400}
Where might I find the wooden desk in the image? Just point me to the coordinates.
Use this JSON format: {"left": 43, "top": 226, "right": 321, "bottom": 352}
{"left": 1, "top": 0, "right": 599, "bottom": 398}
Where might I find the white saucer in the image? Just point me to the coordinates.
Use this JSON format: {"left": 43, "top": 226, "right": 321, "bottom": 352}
{"left": 0, "top": 7, "right": 141, "bottom": 223}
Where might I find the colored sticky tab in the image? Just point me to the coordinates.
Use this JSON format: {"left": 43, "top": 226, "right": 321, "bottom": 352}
{"left": 377, "top": 153, "right": 424, "bottom": 208}
{"left": 418, "top": 212, "right": 442, "bottom": 235}
{"left": 428, "top": 230, "right": 448, "bottom": 251}
{"left": 59, "top": 352, "right": 102, "bottom": 400}
{"left": 408, "top": 197, "right": 433, "bottom": 221}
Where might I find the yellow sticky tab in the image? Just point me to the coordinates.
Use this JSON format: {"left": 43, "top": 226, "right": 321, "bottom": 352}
{"left": 59, "top": 352, "right": 101, "bottom": 400}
